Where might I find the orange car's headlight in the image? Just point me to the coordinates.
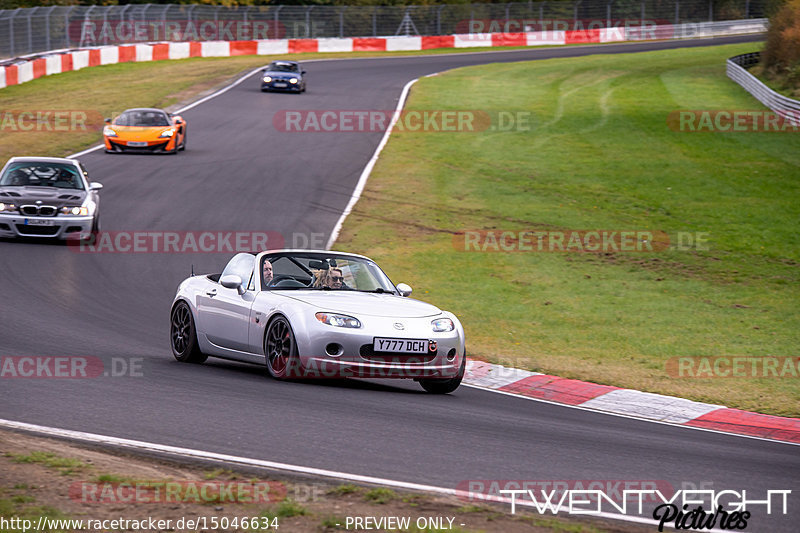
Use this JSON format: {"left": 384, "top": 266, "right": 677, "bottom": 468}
{"left": 159, "top": 128, "right": 176, "bottom": 138}
{"left": 103, "top": 126, "right": 117, "bottom": 137}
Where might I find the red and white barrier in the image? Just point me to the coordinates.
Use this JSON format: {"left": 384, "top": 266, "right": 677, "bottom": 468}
{"left": 0, "top": 21, "right": 766, "bottom": 91}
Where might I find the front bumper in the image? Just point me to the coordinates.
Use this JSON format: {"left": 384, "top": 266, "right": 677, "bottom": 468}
{"left": 0, "top": 213, "right": 94, "bottom": 239}
{"left": 261, "top": 80, "right": 302, "bottom": 92}
{"left": 294, "top": 316, "right": 464, "bottom": 379}
{"left": 105, "top": 137, "right": 173, "bottom": 153}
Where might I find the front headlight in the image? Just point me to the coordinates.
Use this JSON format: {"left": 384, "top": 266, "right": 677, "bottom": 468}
{"left": 103, "top": 126, "right": 117, "bottom": 137}
{"left": 431, "top": 318, "right": 454, "bottom": 332}
{"left": 61, "top": 206, "right": 89, "bottom": 216}
{"left": 0, "top": 202, "right": 17, "bottom": 213}
{"left": 159, "top": 129, "right": 176, "bottom": 138}
{"left": 315, "top": 312, "right": 361, "bottom": 328}
{"left": 263, "top": 76, "right": 272, "bottom": 83}
{"left": 289, "top": 78, "right": 298, "bottom": 84}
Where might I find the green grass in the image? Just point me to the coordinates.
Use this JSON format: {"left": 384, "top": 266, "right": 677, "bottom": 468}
{"left": 7, "top": 452, "right": 87, "bottom": 475}
{"left": 327, "top": 483, "right": 361, "bottom": 496}
{"left": 335, "top": 42, "right": 800, "bottom": 417}
{"left": 364, "top": 487, "right": 397, "bottom": 504}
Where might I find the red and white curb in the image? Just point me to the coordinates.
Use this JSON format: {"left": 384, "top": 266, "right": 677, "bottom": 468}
{"left": 0, "top": 21, "right": 766, "bottom": 91}
{"left": 463, "top": 360, "right": 800, "bottom": 444}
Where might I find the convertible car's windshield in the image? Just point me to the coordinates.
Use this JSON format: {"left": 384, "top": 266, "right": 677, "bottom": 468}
{"left": 114, "top": 110, "right": 170, "bottom": 127}
{"left": 262, "top": 252, "right": 395, "bottom": 292}
{"left": 0, "top": 163, "right": 84, "bottom": 190}
{"left": 267, "top": 62, "right": 299, "bottom": 73}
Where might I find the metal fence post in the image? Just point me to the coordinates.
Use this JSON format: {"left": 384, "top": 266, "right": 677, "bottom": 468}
{"left": 745, "top": 0, "right": 750, "bottom": 18}
{"left": 305, "top": 6, "right": 314, "bottom": 38}
{"left": 26, "top": 9, "right": 32, "bottom": 55}
{"left": 274, "top": 5, "right": 282, "bottom": 39}
{"left": 45, "top": 5, "right": 56, "bottom": 51}
{"left": 339, "top": 7, "right": 347, "bottom": 38}
{"left": 372, "top": 7, "right": 377, "bottom": 37}
{"left": 709, "top": 0, "right": 713, "bottom": 22}
{"left": 64, "top": 5, "right": 75, "bottom": 48}
{"left": 574, "top": 0, "right": 581, "bottom": 22}
{"left": 641, "top": 0, "right": 645, "bottom": 22}
{"left": 675, "top": 0, "right": 680, "bottom": 25}
{"left": 437, "top": 4, "right": 445, "bottom": 35}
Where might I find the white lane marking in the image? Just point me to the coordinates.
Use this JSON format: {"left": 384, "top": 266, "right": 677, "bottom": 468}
{"left": 325, "top": 77, "right": 417, "bottom": 250}
{"left": 460, "top": 383, "right": 800, "bottom": 447}
{"left": 0, "top": 418, "right": 712, "bottom": 530}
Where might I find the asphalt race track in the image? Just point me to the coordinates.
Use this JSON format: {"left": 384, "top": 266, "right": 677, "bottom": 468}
{"left": 2, "top": 34, "right": 798, "bottom": 530}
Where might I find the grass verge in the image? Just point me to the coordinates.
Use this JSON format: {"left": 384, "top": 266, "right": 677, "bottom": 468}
{"left": 334, "top": 42, "right": 800, "bottom": 416}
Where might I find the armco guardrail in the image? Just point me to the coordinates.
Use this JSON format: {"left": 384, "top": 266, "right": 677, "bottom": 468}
{"left": 0, "top": 18, "right": 767, "bottom": 91}
{"left": 0, "top": 0, "right": 769, "bottom": 59}
{"left": 727, "top": 52, "right": 800, "bottom": 119}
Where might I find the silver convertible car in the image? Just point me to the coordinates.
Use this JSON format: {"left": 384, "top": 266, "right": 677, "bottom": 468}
{"left": 170, "top": 250, "right": 466, "bottom": 393}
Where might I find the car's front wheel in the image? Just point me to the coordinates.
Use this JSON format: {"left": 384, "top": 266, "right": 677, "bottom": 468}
{"left": 264, "top": 316, "right": 301, "bottom": 379}
{"left": 170, "top": 301, "right": 207, "bottom": 363}
{"left": 419, "top": 353, "right": 465, "bottom": 394}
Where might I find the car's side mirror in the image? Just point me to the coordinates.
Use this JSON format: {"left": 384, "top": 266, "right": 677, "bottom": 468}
{"left": 89, "top": 182, "right": 103, "bottom": 191}
{"left": 396, "top": 283, "right": 412, "bottom": 297}
{"left": 302, "top": 70, "right": 307, "bottom": 75}
{"left": 104, "top": 118, "right": 111, "bottom": 124}
{"left": 174, "top": 118, "right": 183, "bottom": 125}
{"left": 220, "top": 274, "right": 245, "bottom": 295}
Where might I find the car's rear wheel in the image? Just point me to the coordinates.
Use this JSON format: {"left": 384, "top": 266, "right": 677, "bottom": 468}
{"left": 170, "top": 301, "right": 207, "bottom": 363}
{"left": 265, "top": 316, "right": 301, "bottom": 379}
{"left": 419, "top": 353, "right": 465, "bottom": 394}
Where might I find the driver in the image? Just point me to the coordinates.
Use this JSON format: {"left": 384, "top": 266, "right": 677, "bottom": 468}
{"left": 262, "top": 260, "right": 273, "bottom": 287}
{"left": 55, "top": 169, "right": 76, "bottom": 188}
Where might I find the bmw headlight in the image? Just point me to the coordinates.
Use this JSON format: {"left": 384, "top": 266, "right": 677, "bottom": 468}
{"left": 263, "top": 76, "right": 272, "bottom": 83}
{"left": 0, "top": 202, "right": 17, "bottom": 213}
{"left": 289, "top": 78, "right": 298, "bottom": 84}
{"left": 61, "top": 206, "right": 89, "bottom": 216}
{"left": 431, "top": 318, "right": 454, "bottom": 332}
{"left": 159, "top": 129, "right": 175, "bottom": 138}
{"left": 103, "top": 126, "right": 117, "bottom": 137}
{"left": 315, "top": 312, "right": 361, "bottom": 328}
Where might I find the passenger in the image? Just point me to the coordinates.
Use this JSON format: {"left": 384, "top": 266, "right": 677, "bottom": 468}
{"left": 313, "top": 268, "right": 347, "bottom": 289}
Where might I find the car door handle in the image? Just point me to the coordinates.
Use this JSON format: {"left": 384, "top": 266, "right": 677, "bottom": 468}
{"left": 206, "top": 289, "right": 217, "bottom": 297}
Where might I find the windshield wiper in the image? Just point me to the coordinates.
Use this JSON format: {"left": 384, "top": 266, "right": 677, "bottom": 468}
{"left": 356, "top": 288, "right": 396, "bottom": 294}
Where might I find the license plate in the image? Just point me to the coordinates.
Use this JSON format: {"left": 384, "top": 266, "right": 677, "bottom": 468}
{"left": 126, "top": 141, "right": 147, "bottom": 147}
{"left": 373, "top": 338, "right": 428, "bottom": 354}
{"left": 24, "top": 219, "right": 55, "bottom": 226}
{"left": 273, "top": 82, "right": 288, "bottom": 88}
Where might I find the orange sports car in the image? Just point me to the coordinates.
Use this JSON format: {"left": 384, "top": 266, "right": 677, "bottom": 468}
{"left": 103, "top": 108, "right": 187, "bottom": 154}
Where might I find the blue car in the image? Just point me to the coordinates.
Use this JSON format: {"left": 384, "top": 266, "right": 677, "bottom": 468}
{"left": 260, "top": 61, "right": 306, "bottom": 93}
